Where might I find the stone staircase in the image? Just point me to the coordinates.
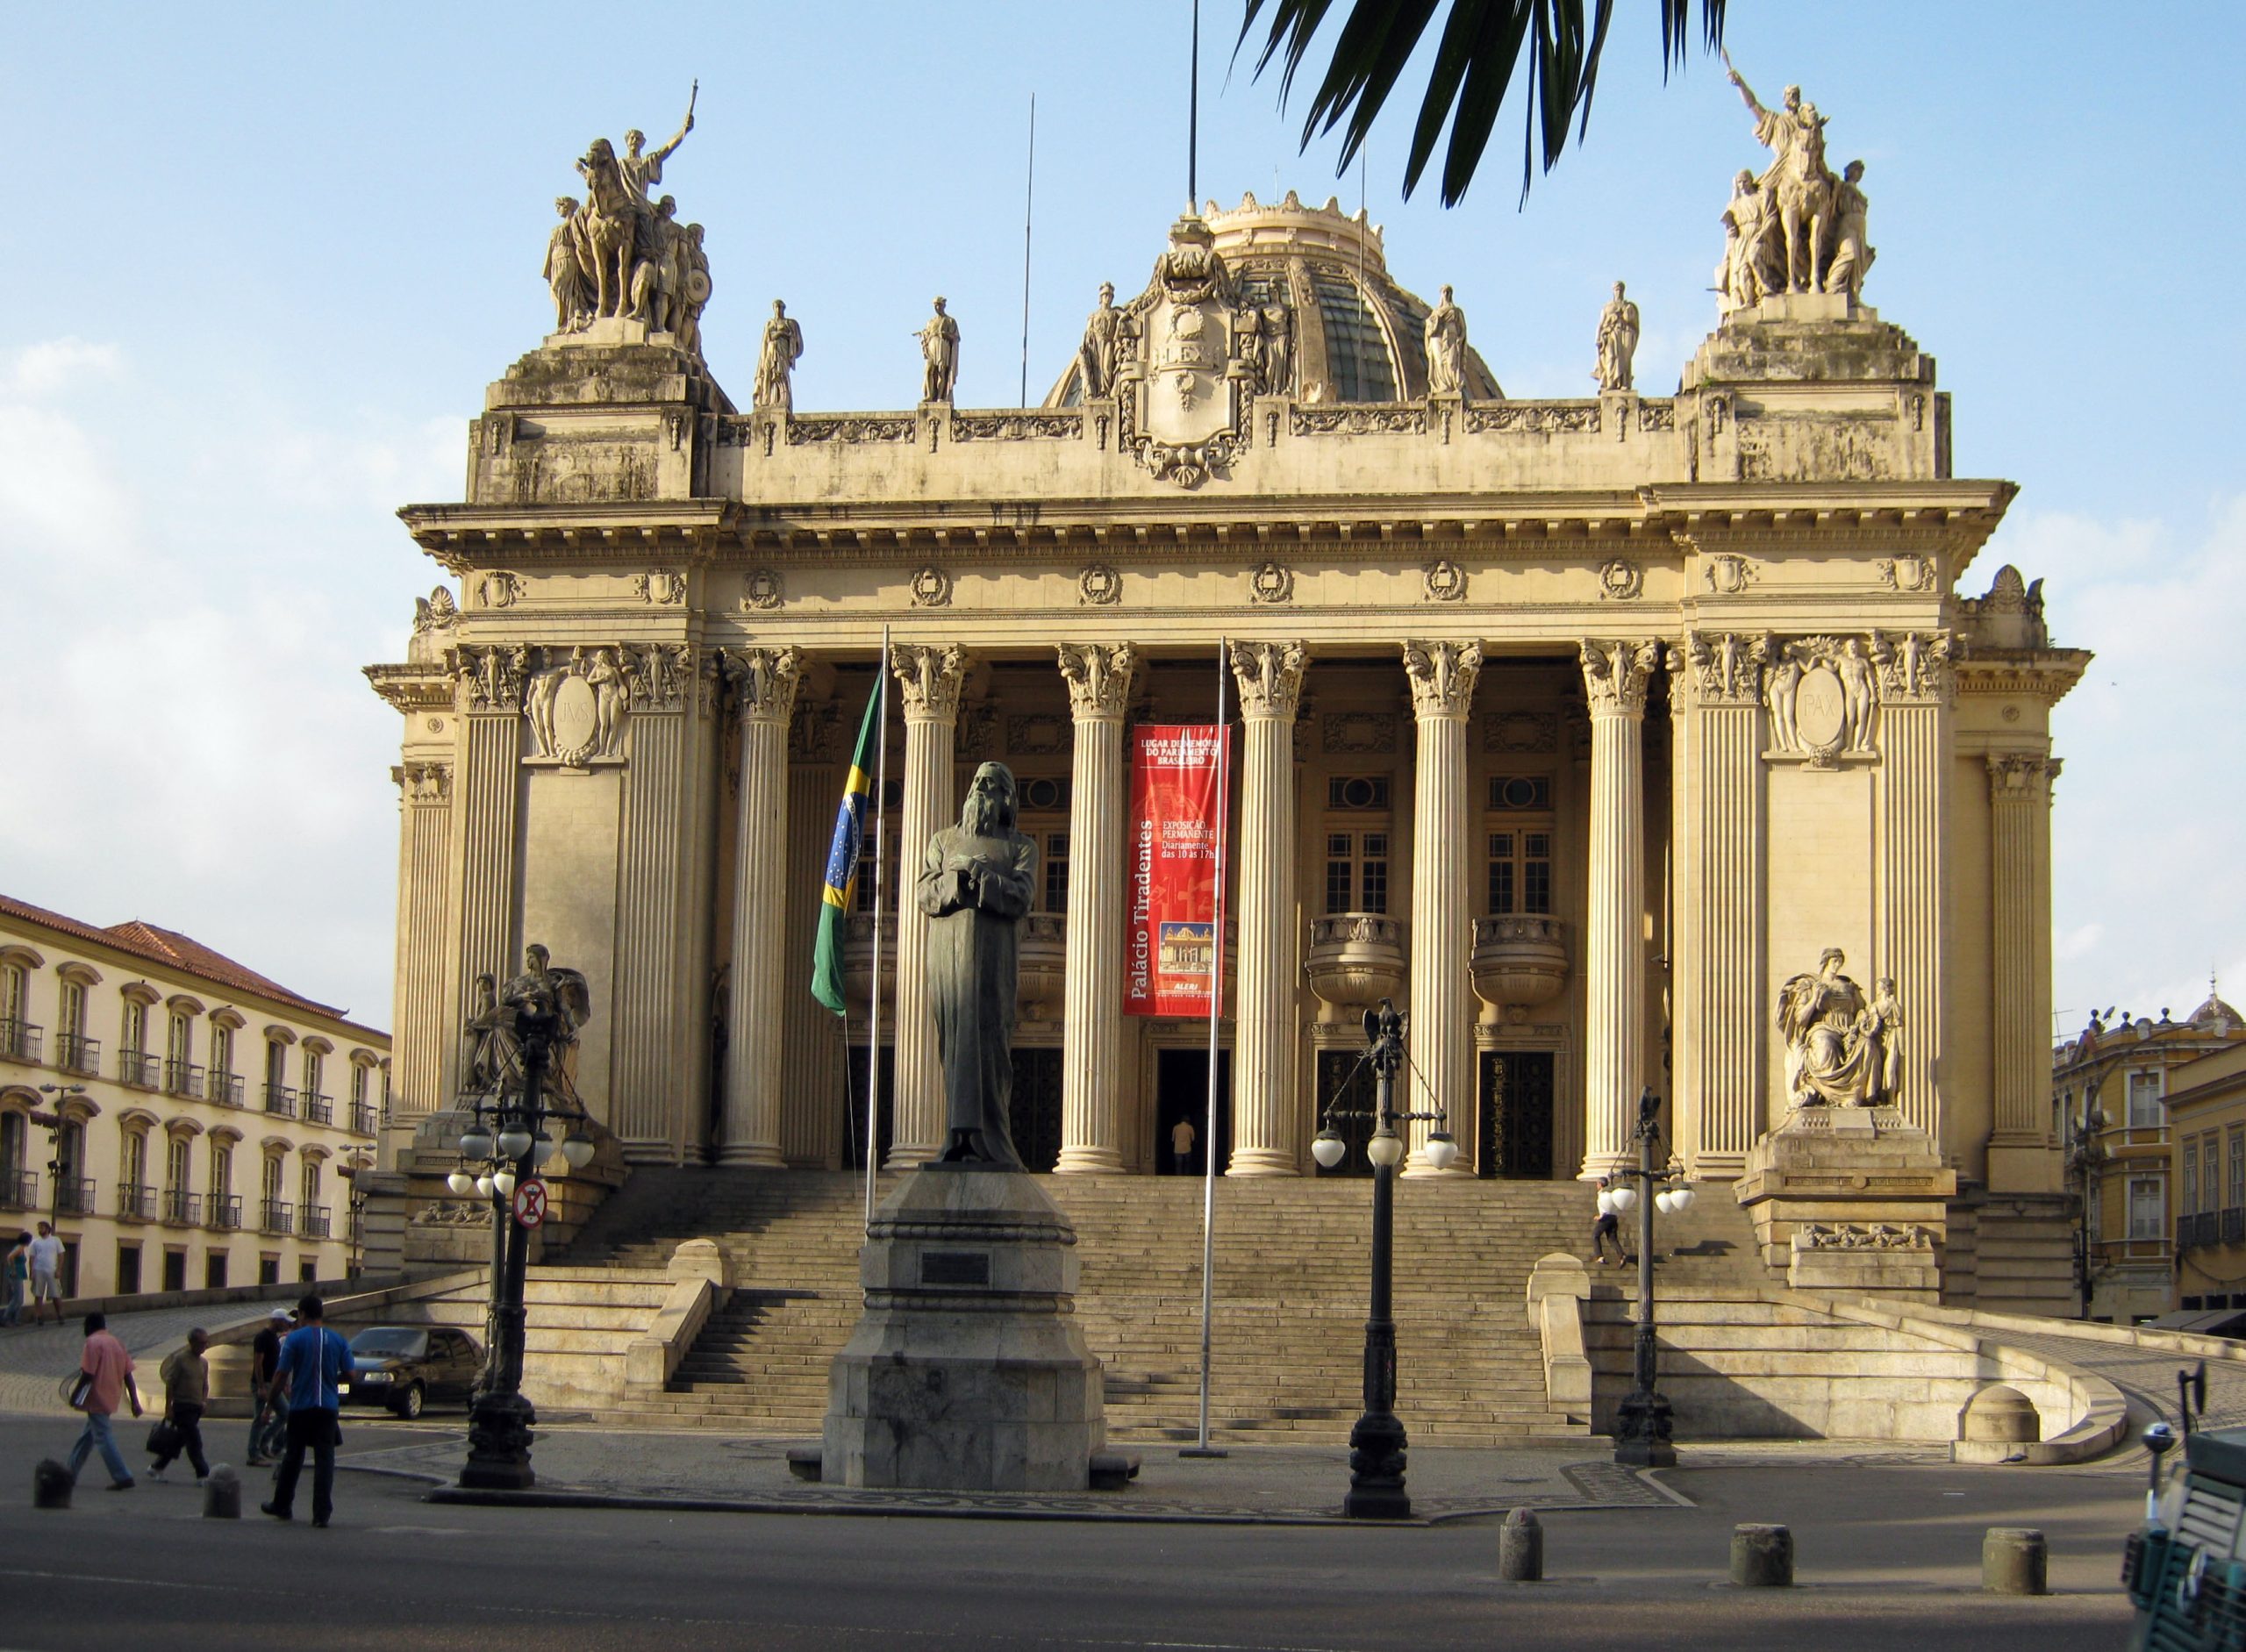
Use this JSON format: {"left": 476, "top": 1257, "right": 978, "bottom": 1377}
{"left": 546, "top": 1168, "right": 1770, "bottom": 1442}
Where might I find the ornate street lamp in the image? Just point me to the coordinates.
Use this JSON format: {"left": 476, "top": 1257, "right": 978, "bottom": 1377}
{"left": 1610, "top": 1086, "right": 1692, "bottom": 1469}
{"left": 1310, "top": 998, "right": 1458, "bottom": 1520}
{"left": 34, "top": 1083, "right": 86, "bottom": 1226}
{"left": 447, "top": 944, "right": 597, "bottom": 1491}
{"left": 2064, "top": 1098, "right": 2110, "bottom": 1320}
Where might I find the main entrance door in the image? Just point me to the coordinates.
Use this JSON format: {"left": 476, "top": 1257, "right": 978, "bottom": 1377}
{"left": 1155, "top": 1048, "right": 1232, "bottom": 1175}
{"left": 1477, "top": 1050, "right": 1556, "bottom": 1178}
{"left": 1009, "top": 1048, "right": 1064, "bottom": 1172}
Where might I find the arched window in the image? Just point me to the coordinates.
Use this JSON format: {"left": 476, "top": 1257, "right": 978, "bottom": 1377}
{"left": 300, "top": 1160, "right": 327, "bottom": 1238}
{"left": 165, "top": 1010, "right": 197, "bottom": 1097}
{"left": 208, "top": 1140, "right": 238, "bottom": 1229}
{"left": 56, "top": 1119, "right": 88, "bottom": 1214}
{"left": 260, "top": 1153, "right": 288, "bottom": 1233}
{"left": 209, "top": 1022, "right": 238, "bottom": 1105}
{"left": 118, "top": 1126, "right": 152, "bottom": 1219}
{"left": 0, "top": 962, "right": 28, "bottom": 1061}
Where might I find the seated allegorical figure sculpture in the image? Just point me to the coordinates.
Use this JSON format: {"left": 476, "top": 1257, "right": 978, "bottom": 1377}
{"left": 1776, "top": 948, "right": 1898, "bottom": 1108}
{"left": 461, "top": 944, "right": 594, "bottom": 1099}
{"left": 916, "top": 762, "right": 1039, "bottom": 1166}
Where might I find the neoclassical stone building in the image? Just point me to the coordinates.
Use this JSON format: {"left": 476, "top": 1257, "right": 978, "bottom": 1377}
{"left": 368, "top": 173, "right": 2086, "bottom": 1286}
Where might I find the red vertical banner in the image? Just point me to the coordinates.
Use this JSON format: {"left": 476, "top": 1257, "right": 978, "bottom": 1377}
{"left": 1124, "top": 724, "right": 1229, "bottom": 1019}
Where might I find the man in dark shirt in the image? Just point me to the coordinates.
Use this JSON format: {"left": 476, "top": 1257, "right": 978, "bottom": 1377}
{"left": 247, "top": 1309, "right": 290, "bottom": 1467}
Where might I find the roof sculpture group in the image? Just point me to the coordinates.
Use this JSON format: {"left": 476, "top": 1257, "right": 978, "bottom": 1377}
{"left": 545, "top": 86, "right": 712, "bottom": 354}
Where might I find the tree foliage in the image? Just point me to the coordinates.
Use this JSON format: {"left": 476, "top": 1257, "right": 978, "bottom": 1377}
{"left": 1236, "top": 0, "right": 1727, "bottom": 206}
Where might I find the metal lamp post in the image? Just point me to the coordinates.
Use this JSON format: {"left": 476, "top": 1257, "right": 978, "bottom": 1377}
{"left": 1610, "top": 1086, "right": 1692, "bottom": 1469}
{"left": 2064, "top": 1098, "right": 2109, "bottom": 1320}
{"left": 1310, "top": 998, "right": 1459, "bottom": 1520}
{"left": 447, "top": 954, "right": 597, "bottom": 1491}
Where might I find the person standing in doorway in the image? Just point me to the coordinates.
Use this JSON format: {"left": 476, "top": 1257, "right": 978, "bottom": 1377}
{"left": 261, "top": 1295, "right": 353, "bottom": 1528}
{"left": 1591, "top": 1177, "right": 1627, "bottom": 1266}
{"left": 1169, "top": 1117, "right": 1197, "bottom": 1175}
{"left": 3, "top": 1231, "right": 29, "bottom": 1326}
{"left": 27, "top": 1222, "right": 65, "bottom": 1324}
{"left": 147, "top": 1327, "right": 211, "bottom": 1484}
{"left": 247, "top": 1307, "right": 290, "bottom": 1466}
{"left": 64, "top": 1312, "right": 140, "bottom": 1490}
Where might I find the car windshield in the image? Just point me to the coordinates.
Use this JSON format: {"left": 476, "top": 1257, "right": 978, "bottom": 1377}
{"left": 349, "top": 1329, "right": 428, "bottom": 1358}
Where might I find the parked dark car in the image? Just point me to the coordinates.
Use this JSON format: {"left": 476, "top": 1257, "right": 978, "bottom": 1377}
{"left": 343, "top": 1326, "right": 483, "bottom": 1419}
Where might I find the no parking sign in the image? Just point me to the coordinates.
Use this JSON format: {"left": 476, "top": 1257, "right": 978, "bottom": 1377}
{"left": 511, "top": 1177, "right": 548, "bottom": 1228}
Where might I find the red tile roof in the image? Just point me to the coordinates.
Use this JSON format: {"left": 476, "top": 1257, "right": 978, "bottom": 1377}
{"left": 0, "top": 892, "right": 377, "bottom": 1033}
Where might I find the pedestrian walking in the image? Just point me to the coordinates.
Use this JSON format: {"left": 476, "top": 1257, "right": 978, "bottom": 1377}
{"left": 63, "top": 1311, "right": 142, "bottom": 1491}
{"left": 1591, "top": 1176, "right": 1627, "bottom": 1266}
{"left": 261, "top": 1294, "right": 354, "bottom": 1528}
{"left": 1169, "top": 1117, "right": 1197, "bottom": 1175}
{"left": 27, "top": 1222, "right": 65, "bottom": 1324}
{"left": 147, "top": 1327, "right": 212, "bottom": 1484}
{"left": 3, "top": 1231, "right": 29, "bottom": 1327}
{"left": 247, "top": 1307, "right": 291, "bottom": 1466}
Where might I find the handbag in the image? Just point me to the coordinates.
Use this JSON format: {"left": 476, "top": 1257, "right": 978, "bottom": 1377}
{"left": 146, "top": 1416, "right": 180, "bottom": 1457}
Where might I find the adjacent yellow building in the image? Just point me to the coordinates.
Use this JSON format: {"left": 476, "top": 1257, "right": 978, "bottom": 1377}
{"left": 0, "top": 893, "right": 386, "bottom": 1298}
{"left": 2167, "top": 1019, "right": 2246, "bottom": 1312}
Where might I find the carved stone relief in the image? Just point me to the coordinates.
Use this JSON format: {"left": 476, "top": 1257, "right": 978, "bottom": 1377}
{"left": 1056, "top": 642, "right": 1139, "bottom": 719}
{"left": 1323, "top": 712, "right": 1397, "bottom": 755}
{"left": 740, "top": 568, "right": 783, "bottom": 611}
{"left": 1248, "top": 561, "right": 1295, "bottom": 605}
{"left": 787, "top": 416, "right": 915, "bottom": 446}
{"left": 634, "top": 569, "right": 688, "bottom": 605}
{"left": 889, "top": 644, "right": 968, "bottom": 720}
{"left": 956, "top": 702, "right": 998, "bottom": 758}
{"left": 1228, "top": 640, "right": 1308, "bottom": 718}
{"left": 1402, "top": 640, "right": 1483, "bottom": 719}
{"left": 396, "top": 762, "right": 453, "bottom": 804}
{"left": 1704, "top": 554, "right": 1756, "bottom": 595}
{"left": 1077, "top": 564, "right": 1123, "bottom": 606}
{"left": 406, "top": 587, "right": 459, "bottom": 666}
{"left": 1869, "top": 629, "right": 1951, "bottom": 703}
{"left": 452, "top": 645, "right": 528, "bottom": 712}
{"left": 524, "top": 647, "right": 633, "bottom": 765}
{"left": 1577, "top": 639, "right": 1659, "bottom": 717}
{"left": 1597, "top": 559, "right": 1643, "bottom": 602}
{"left": 1483, "top": 710, "right": 1559, "bottom": 754}
{"left": 909, "top": 566, "right": 953, "bottom": 609}
{"left": 477, "top": 571, "right": 525, "bottom": 610}
{"left": 790, "top": 698, "right": 842, "bottom": 763}
{"left": 950, "top": 412, "right": 1082, "bottom": 441}
{"left": 1877, "top": 554, "right": 1937, "bottom": 593}
{"left": 626, "top": 642, "right": 695, "bottom": 710}
{"left": 1764, "top": 636, "right": 1878, "bottom": 766}
{"left": 719, "top": 647, "right": 801, "bottom": 723}
{"left": 1422, "top": 559, "right": 1468, "bottom": 603}
{"left": 1005, "top": 713, "right": 1069, "bottom": 756}
{"left": 1986, "top": 752, "right": 2061, "bottom": 801}
{"left": 1670, "top": 630, "right": 1770, "bottom": 707}
{"left": 1465, "top": 403, "right": 1599, "bottom": 435}
{"left": 1290, "top": 405, "right": 1427, "bottom": 437}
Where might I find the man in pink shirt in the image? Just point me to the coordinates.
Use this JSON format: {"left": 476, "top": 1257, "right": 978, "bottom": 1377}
{"left": 64, "top": 1312, "right": 142, "bottom": 1490}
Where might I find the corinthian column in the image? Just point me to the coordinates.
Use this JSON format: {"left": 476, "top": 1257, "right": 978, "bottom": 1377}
{"left": 886, "top": 643, "right": 968, "bottom": 1168}
{"left": 1401, "top": 640, "right": 1480, "bottom": 1176}
{"left": 445, "top": 646, "right": 525, "bottom": 1106}
{"left": 719, "top": 647, "right": 801, "bottom": 1166}
{"left": 1987, "top": 750, "right": 2060, "bottom": 1184}
{"left": 1579, "top": 639, "right": 1659, "bottom": 1178}
{"left": 1055, "top": 642, "right": 1138, "bottom": 1174}
{"left": 1227, "top": 640, "right": 1308, "bottom": 1176}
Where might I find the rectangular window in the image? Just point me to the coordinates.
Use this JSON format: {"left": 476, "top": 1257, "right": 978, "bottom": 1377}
{"left": 2184, "top": 1142, "right": 2200, "bottom": 1215}
{"left": 161, "top": 1249, "right": 186, "bottom": 1293}
{"left": 59, "top": 982, "right": 84, "bottom": 1038}
{"left": 2128, "top": 1070, "right": 2165, "bottom": 1128}
{"left": 258, "top": 1255, "right": 279, "bottom": 1287}
{"left": 265, "top": 1041, "right": 287, "bottom": 1089}
{"left": 1486, "top": 830, "right": 1555, "bottom": 915}
{"left": 298, "top": 1260, "right": 318, "bottom": 1285}
{"left": 2229, "top": 1129, "right": 2243, "bottom": 1210}
{"left": 1325, "top": 833, "right": 1354, "bottom": 915}
{"left": 303, "top": 1050, "right": 324, "bottom": 1100}
{"left": 204, "top": 1252, "right": 228, "bottom": 1291}
{"left": 167, "top": 1012, "right": 191, "bottom": 1068}
{"left": 351, "top": 1062, "right": 368, "bottom": 1107}
{"left": 165, "top": 1134, "right": 190, "bottom": 1194}
{"left": 121, "top": 999, "right": 147, "bottom": 1056}
{"left": 2129, "top": 1176, "right": 2165, "bottom": 1240}
{"left": 115, "top": 1243, "right": 141, "bottom": 1296}
{"left": 1487, "top": 833, "right": 1515, "bottom": 916}
{"left": 211, "top": 1024, "right": 233, "bottom": 1082}
{"left": 210, "top": 1143, "right": 232, "bottom": 1201}
{"left": 2207, "top": 1134, "right": 2223, "bottom": 1218}
{"left": 1043, "top": 833, "right": 1069, "bottom": 914}
{"left": 1359, "top": 833, "right": 1389, "bottom": 915}
{"left": 1, "top": 963, "right": 23, "bottom": 1024}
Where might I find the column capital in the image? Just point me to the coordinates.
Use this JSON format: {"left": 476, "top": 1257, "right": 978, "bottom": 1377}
{"left": 1870, "top": 628, "right": 1954, "bottom": 705}
{"left": 1057, "top": 641, "right": 1139, "bottom": 719}
{"left": 451, "top": 643, "right": 527, "bottom": 713}
{"left": 394, "top": 761, "right": 453, "bottom": 805}
{"left": 1402, "top": 640, "right": 1482, "bottom": 719}
{"left": 1667, "top": 630, "right": 1769, "bottom": 709}
{"left": 1986, "top": 750, "right": 2061, "bottom": 802}
{"left": 720, "top": 646, "right": 802, "bottom": 724}
{"left": 889, "top": 642, "right": 968, "bottom": 721}
{"left": 1578, "top": 638, "right": 1660, "bottom": 717}
{"left": 1228, "top": 640, "right": 1308, "bottom": 719}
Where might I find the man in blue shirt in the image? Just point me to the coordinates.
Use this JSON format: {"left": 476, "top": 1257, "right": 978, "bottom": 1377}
{"left": 260, "top": 1294, "right": 354, "bottom": 1528}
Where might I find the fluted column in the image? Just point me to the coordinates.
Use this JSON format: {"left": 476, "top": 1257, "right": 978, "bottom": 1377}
{"left": 1227, "top": 640, "right": 1308, "bottom": 1176}
{"left": 612, "top": 647, "right": 696, "bottom": 1157}
{"left": 1055, "top": 642, "right": 1138, "bottom": 1174}
{"left": 444, "top": 647, "right": 525, "bottom": 1106}
{"left": 782, "top": 695, "right": 846, "bottom": 1165}
{"left": 390, "top": 762, "right": 453, "bottom": 1119}
{"left": 1401, "top": 640, "right": 1480, "bottom": 1175}
{"left": 1987, "top": 750, "right": 2060, "bottom": 1172}
{"left": 719, "top": 647, "right": 801, "bottom": 1166}
{"left": 1667, "top": 632, "right": 1768, "bottom": 1179}
{"left": 1878, "top": 634, "right": 1951, "bottom": 1141}
{"left": 886, "top": 644, "right": 968, "bottom": 1168}
{"left": 1579, "top": 640, "right": 1659, "bottom": 1178}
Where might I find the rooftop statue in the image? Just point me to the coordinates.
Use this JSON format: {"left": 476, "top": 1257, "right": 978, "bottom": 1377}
{"left": 919, "top": 297, "right": 960, "bottom": 403}
{"left": 917, "top": 762, "right": 1039, "bottom": 1166}
{"left": 755, "top": 299, "right": 803, "bottom": 412}
{"left": 1722, "top": 54, "right": 1870, "bottom": 304}
{"left": 547, "top": 197, "right": 593, "bottom": 334}
{"left": 1424, "top": 285, "right": 1467, "bottom": 397}
{"left": 554, "top": 85, "right": 703, "bottom": 340}
{"left": 1593, "top": 282, "right": 1639, "bottom": 392}
{"left": 1078, "top": 283, "right": 1125, "bottom": 400}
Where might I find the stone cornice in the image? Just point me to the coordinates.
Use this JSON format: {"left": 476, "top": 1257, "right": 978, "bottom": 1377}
{"left": 363, "top": 663, "right": 454, "bottom": 713}
{"left": 1954, "top": 647, "right": 2092, "bottom": 706}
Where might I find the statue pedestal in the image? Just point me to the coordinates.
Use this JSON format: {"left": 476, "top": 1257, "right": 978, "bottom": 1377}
{"left": 821, "top": 1167, "right": 1106, "bottom": 1491}
{"left": 1735, "top": 1107, "right": 1956, "bottom": 1302}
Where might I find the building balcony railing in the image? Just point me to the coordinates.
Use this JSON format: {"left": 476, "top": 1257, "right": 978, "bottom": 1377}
{"left": 0, "top": 1169, "right": 36, "bottom": 1210}
{"left": 118, "top": 1049, "right": 161, "bottom": 1090}
{"left": 1305, "top": 913, "right": 1406, "bottom": 1012}
{"left": 207, "top": 1194, "right": 242, "bottom": 1231}
{"left": 304, "top": 1093, "right": 333, "bottom": 1126}
{"left": 116, "top": 1183, "right": 155, "bottom": 1222}
{"left": 0, "top": 1019, "right": 41, "bottom": 1064}
{"left": 208, "top": 1071, "right": 244, "bottom": 1108}
{"left": 162, "top": 1059, "right": 204, "bottom": 1099}
{"left": 161, "top": 1188, "right": 201, "bottom": 1226}
{"left": 300, "top": 1205, "right": 333, "bottom": 1240}
{"left": 259, "top": 1198, "right": 293, "bottom": 1235}
{"left": 56, "top": 1033, "right": 100, "bottom": 1076}
{"left": 350, "top": 1103, "right": 379, "bottom": 1136}
{"left": 262, "top": 1084, "right": 297, "bottom": 1119}
{"left": 55, "top": 1177, "right": 97, "bottom": 1217}
{"left": 2178, "top": 1212, "right": 2222, "bottom": 1250}
{"left": 2225, "top": 1207, "right": 2246, "bottom": 1245}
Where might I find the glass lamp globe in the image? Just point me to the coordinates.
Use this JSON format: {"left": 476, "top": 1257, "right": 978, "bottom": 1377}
{"left": 1609, "top": 1184, "right": 1638, "bottom": 1212}
{"left": 560, "top": 1133, "right": 597, "bottom": 1169}
{"left": 1424, "top": 1132, "right": 1460, "bottom": 1172}
{"left": 497, "top": 1125, "right": 535, "bottom": 1161}
{"left": 493, "top": 1169, "right": 518, "bottom": 1199}
{"left": 1311, "top": 1129, "right": 1347, "bottom": 1169}
{"left": 459, "top": 1126, "right": 493, "bottom": 1161}
{"left": 1670, "top": 1184, "right": 1696, "bottom": 1212}
{"left": 446, "top": 1171, "right": 475, "bottom": 1197}
{"left": 1654, "top": 1190, "right": 1676, "bottom": 1215}
{"left": 475, "top": 1174, "right": 495, "bottom": 1198}
{"left": 1366, "top": 1132, "right": 1406, "bottom": 1169}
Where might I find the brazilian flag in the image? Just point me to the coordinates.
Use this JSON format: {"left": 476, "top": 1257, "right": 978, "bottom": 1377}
{"left": 811, "top": 678, "right": 883, "bottom": 1014}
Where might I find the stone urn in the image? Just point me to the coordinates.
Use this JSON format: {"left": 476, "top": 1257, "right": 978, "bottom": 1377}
{"left": 1017, "top": 912, "right": 1068, "bottom": 1018}
{"left": 842, "top": 912, "right": 896, "bottom": 1014}
{"left": 1306, "top": 914, "right": 1407, "bottom": 1019}
{"left": 1470, "top": 915, "right": 1569, "bottom": 1012}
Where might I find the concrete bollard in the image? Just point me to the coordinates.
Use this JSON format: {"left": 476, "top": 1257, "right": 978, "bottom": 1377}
{"left": 202, "top": 1464, "right": 241, "bottom": 1520}
{"left": 1498, "top": 1507, "right": 1543, "bottom": 1581}
{"left": 32, "top": 1460, "right": 72, "bottom": 1511}
{"left": 1730, "top": 1523, "right": 1794, "bottom": 1587}
{"left": 1982, "top": 1527, "right": 2048, "bottom": 1595}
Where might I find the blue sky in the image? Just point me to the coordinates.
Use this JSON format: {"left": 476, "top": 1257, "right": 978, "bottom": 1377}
{"left": 2, "top": 2, "right": 2241, "bottom": 1033}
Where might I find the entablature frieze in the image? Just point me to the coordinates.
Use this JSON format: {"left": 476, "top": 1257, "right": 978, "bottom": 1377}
{"left": 1953, "top": 649, "right": 2092, "bottom": 707}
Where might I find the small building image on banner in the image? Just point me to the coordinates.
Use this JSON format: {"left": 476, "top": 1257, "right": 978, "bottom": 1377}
{"left": 1157, "top": 921, "right": 1216, "bottom": 989}
{"left": 1125, "top": 726, "right": 1228, "bottom": 1019}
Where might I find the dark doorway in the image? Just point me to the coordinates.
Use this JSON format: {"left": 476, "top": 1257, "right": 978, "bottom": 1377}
{"left": 1478, "top": 1050, "right": 1556, "bottom": 1178}
{"left": 843, "top": 1046, "right": 895, "bottom": 1171}
{"left": 1009, "top": 1048, "right": 1063, "bottom": 1172}
{"left": 1313, "top": 1048, "right": 1377, "bottom": 1177}
{"left": 161, "top": 1248, "right": 187, "bottom": 1293}
{"left": 1155, "top": 1048, "right": 1232, "bottom": 1175}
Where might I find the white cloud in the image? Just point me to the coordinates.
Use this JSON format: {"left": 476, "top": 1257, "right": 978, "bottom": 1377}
{"left": 3, "top": 337, "right": 123, "bottom": 398}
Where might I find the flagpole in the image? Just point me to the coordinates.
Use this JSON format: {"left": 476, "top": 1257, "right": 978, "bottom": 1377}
{"left": 865, "top": 627, "right": 892, "bottom": 1231}
{"left": 1186, "top": 635, "right": 1230, "bottom": 1458}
